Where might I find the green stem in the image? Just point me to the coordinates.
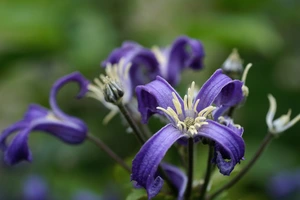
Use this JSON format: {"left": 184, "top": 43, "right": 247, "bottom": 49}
{"left": 87, "top": 133, "right": 131, "bottom": 173}
{"left": 206, "top": 132, "right": 274, "bottom": 200}
{"left": 185, "top": 138, "right": 194, "bottom": 200}
{"left": 117, "top": 103, "right": 146, "bottom": 144}
{"left": 199, "top": 145, "right": 214, "bottom": 200}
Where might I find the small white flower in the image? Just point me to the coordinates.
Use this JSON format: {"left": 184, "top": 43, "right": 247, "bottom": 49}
{"left": 266, "top": 94, "right": 300, "bottom": 134}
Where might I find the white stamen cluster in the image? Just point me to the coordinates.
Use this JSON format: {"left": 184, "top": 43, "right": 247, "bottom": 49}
{"left": 87, "top": 59, "right": 132, "bottom": 124}
{"left": 152, "top": 46, "right": 168, "bottom": 77}
{"left": 157, "top": 82, "right": 216, "bottom": 137}
{"left": 266, "top": 94, "right": 300, "bottom": 135}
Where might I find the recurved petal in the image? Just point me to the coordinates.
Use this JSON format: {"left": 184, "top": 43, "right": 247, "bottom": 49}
{"left": 127, "top": 49, "right": 160, "bottom": 87}
{"left": 4, "top": 128, "right": 32, "bottom": 165}
{"left": 165, "top": 36, "right": 205, "bottom": 86}
{"left": 160, "top": 163, "right": 187, "bottom": 200}
{"left": 101, "top": 41, "right": 143, "bottom": 66}
{"left": 32, "top": 117, "right": 87, "bottom": 144}
{"left": 136, "top": 76, "right": 183, "bottom": 123}
{"left": 196, "top": 69, "right": 244, "bottom": 111}
{"left": 0, "top": 121, "right": 28, "bottom": 151}
{"left": 131, "top": 124, "right": 186, "bottom": 199}
{"left": 197, "top": 120, "right": 245, "bottom": 175}
{"left": 50, "top": 72, "right": 90, "bottom": 119}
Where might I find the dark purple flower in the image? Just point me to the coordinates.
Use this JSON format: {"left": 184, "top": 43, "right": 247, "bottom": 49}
{"left": 152, "top": 36, "right": 205, "bottom": 86}
{"left": 102, "top": 41, "right": 160, "bottom": 89}
{"left": 132, "top": 69, "right": 245, "bottom": 199}
{"left": 102, "top": 36, "right": 204, "bottom": 87}
{"left": 23, "top": 175, "right": 49, "bottom": 200}
{"left": 0, "top": 72, "right": 89, "bottom": 165}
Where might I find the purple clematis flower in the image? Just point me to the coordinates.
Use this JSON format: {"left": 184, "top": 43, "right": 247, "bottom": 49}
{"left": 151, "top": 35, "right": 205, "bottom": 86}
{"left": 132, "top": 69, "right": 245, "bottom": 199}
{"left": 102, "top": 36, "right": 204, "bottom": 87}
{"left": 0, "top": 72, "right": 89, "bottom": 165}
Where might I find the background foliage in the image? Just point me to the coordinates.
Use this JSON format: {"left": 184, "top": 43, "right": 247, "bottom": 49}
{"left": 0, "top": 0, "right": 299, "bottom": 199}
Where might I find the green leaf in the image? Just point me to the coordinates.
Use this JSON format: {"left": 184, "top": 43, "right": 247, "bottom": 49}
{"left": 126, "top": 189, "right": 147, "bottom": 200}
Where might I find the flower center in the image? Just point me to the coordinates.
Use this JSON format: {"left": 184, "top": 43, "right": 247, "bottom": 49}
{"left": 86, "top": 59, "right": 132, "bottom": 123}
{"left": 157, "top": 82, "right": 216, "bottom": 137}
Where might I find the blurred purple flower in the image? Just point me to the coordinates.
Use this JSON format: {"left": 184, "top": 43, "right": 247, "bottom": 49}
{"left": 23, "top": 175, "right": 49, "bottom": 200}
{"left": 102, "top": 36, "right": 204, "bottom": 87}
{"left": 132, "top": 69, "right": 245, "bottom": 199}
{"left": 0, "top": 72, "right": 89, "bottom": 165}
{"left": 268, "top": 170, "right": 300, "bottom": 200}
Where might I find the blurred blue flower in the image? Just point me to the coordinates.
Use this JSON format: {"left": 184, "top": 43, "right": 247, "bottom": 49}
{"left": 268, "top": 170, "right": 300, "bottom": 200}
{"left": 23, "top": 175, "right": 49, "bottom": 200}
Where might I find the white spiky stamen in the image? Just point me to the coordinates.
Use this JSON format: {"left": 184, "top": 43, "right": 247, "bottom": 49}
{"left": 152, "top": 46, "right": 168, "bottom": 77}
{"left": 266, "top": 94, "right": 300, "bottom": 135}
{"left": 241, "top": 63, "right": 252, "bottom": 97}
{"left": 157, "top": 82, "right": 216, "bottom": 137}
{"left": 86, "top": 59, "right": 132, "bottom": 124}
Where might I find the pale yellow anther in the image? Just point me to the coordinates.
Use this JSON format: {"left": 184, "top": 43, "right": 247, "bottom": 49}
{"left": 242, "top": 63, "right": 252, "bottom": 83}
{"left": 172, "top": 92, "right": 183, "bottom": 115}
{"left": 193, "top": 99, "right": 200, "bottom": 112}
{"left": 152, "top": 46, "right": 167, "bottom": 65}
{"left": 183, "top": 95, "right": 188, "bottom": 111}
{"left": 177, "top": 121, "right": 187, "bottom": 132}
{"left": 198, "top": 106, "right": 215, "bottom": 117}
{"left": 86, "top": 58, "right": 132, "bottom": 124}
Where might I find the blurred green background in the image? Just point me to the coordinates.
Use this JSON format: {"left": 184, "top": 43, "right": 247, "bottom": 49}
{"left": 0, "top": 0, "right": 299, "bottom": 199}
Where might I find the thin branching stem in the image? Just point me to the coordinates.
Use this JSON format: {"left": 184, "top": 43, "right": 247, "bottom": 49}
{"left": 206, "top": 132, "right": 274, "bottom": 200}
{"left": 199, "top": 145, "right": 214, "bottom": 200}
{"left": 185, "top": 138, "right": 194, "bottom": 200}
{"left": 87, "top": 133, "right": 131, "bottom": 173}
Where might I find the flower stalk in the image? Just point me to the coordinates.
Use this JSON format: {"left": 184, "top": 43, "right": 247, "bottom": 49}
{"left": 206, "top": 132, "right": 274, "bottom": 200}
{"left": 87, "top": 133, "right": 131, "bottom": 173}
{"left": 199, "top": 145, "right": 214, "bottom": 200}
{"left": 185, "top": 138, "right": 194, "bottom": 200}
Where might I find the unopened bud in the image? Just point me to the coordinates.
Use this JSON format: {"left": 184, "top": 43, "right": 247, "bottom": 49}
{"left": 222, "top": 49, "right": 243, "bottom": 79}
{"left": 103, "top": 79, "right": 124, "bottom": 104}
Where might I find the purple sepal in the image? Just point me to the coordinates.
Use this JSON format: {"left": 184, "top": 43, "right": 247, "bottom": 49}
{"left": 196, "top": 69, "right": 244, "bottom": 111}
{"left": 131, "top": 124, "right": 186, "bottom": 199}
{"left": 102, "top": 41, "right": 160, "bottom": 89}
{"left": 197, "top": 120, "right": 245, "bottom": 175}
{"left": 160, "top": 163, "right": 187, "bottom": 200}
{"left": 136, "top": 76, "right": 182, "bottom": 123}
{"left": 164, "top": 36, "right": 205, "bottom": 86}
{"left": 0, "top": 72, "right": 89, "bottom": 165}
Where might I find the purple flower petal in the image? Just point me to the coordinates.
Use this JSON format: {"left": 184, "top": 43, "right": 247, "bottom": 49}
{"left": 4, "top": 129, "right": 32, "bottom": 165}
{"left": 0, "top": 72, "right": 89, "bottom": 165}
{"left": 136, "top": 76, "right": 183, "bottom": 123}
{"left": 164, "top": 36, "right": 205, "bottom": 85}
{"left": 160, "top": 163, "right": 187, "bottom": 200}
{"left": 197, "top": 120, "right": 245, "bottom": 175}
{"left": 50, "top": 71, "right": 90, "bottom": 119}
{"left": 131, "top": 124, "right": 186, "bottom": 199}
{"left": 195, "top": 69, "right": 244, "bottom": 112}
{"left": 102, "top": 41, "right": 160, "bottom": 89}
